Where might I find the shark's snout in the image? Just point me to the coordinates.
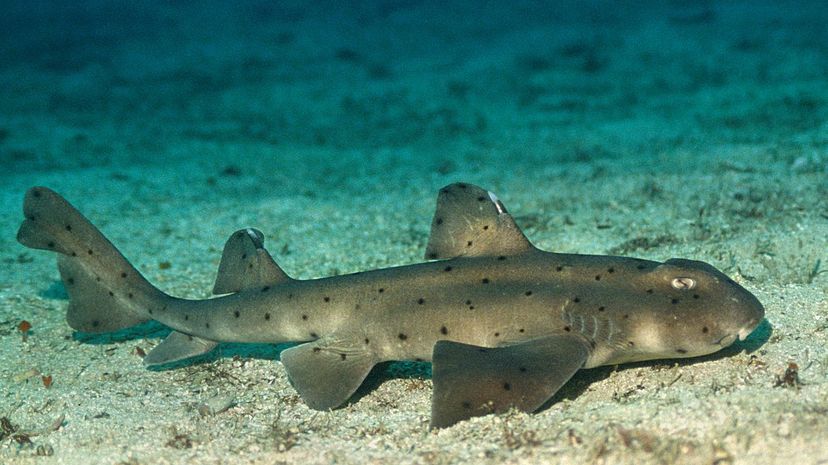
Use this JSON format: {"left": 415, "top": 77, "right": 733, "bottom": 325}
{"left": 737, "top": 316, "right": 762, "bottom": 341}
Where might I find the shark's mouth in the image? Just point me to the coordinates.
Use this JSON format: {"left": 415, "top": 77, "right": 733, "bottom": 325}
{"left": 737, "top": 317, "right": 762, "bottom": 341}
{"left": 718, "top": 318, "right": 762, "bottom": 347}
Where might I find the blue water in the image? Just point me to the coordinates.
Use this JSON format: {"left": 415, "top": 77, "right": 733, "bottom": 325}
{"left": 2, "top": 0, "right": 826, "bottom": 181}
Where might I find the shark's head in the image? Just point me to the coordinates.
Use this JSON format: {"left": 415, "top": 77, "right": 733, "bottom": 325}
{"left": 625, "top": 258, "right": 765, "bottom": 360}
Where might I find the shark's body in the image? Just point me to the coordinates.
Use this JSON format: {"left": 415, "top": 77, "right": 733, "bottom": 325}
{"left": 17, "top": 183, "right": 764, "bottom": 427}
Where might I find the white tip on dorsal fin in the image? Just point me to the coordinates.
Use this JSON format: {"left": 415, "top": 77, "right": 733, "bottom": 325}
{"left": 213, "top": 228, "right": 291, "bottom": 294}
{"left": 424, "top": 183, "right": 535, "bottom": 260}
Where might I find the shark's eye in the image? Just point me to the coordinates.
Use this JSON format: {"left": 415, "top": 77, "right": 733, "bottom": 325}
{"left": 671, "top": 277, "right": 696, "bottom": 290}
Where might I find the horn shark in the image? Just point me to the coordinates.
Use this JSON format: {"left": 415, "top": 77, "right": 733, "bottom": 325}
{"left": 16, "top": 183, "right": 764, "bottom": 428}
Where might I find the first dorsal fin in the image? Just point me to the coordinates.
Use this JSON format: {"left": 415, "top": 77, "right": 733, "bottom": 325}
{"left": 213, "top": 228, "right": 291, "bottom": 294}
{"left": 424, "top": 183, "right": 534, "bottom": 260}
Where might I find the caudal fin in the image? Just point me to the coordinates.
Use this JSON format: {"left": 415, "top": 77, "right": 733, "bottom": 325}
{"left": 17, "top": 187, "right": 167, "bottom": 333}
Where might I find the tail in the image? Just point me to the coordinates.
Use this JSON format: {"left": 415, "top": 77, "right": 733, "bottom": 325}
{"left": 17, "top": 187, "right": 168, "bottom": 333}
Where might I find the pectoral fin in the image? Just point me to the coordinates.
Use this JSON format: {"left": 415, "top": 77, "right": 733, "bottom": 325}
{"left": 280, "top": 335, "right": 377, "bottom": 410}
{"left": 430, "top": 334, "right": 590, "bottom": 428}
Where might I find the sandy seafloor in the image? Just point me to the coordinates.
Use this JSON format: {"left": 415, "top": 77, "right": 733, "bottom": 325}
{"left": 1, "top": 1, "right": 827, "bottom": 464}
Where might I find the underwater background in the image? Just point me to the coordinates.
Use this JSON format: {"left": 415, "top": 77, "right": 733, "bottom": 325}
{"left": 1, "top": 1, "right": 826, "bottom": 464}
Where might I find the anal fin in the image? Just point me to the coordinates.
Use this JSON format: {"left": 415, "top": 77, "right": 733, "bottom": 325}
{"left": 430, "top": 334, "right": 591, "bottom": 428}
{"left": 280, "top": 335, "right": 376, "bottom": 410}
{"left": 143, "top": 331, "right": 219, "bottom": 366}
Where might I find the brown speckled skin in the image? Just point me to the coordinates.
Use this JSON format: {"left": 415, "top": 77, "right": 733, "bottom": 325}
{"left": 17, "top": 183, "right": 765, "bottom": 426}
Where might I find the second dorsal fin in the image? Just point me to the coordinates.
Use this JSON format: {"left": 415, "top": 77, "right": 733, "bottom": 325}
{"left": 424, "top": 183, "right": 535, "bottom": 260}
{"left": 213, "top": 228, "right": 291, "bottom": 294}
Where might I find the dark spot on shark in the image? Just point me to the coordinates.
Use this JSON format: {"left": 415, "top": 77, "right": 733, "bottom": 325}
{"left": 556, "top": 265, "right": 563, "bottom": 272}
{"left": 573, "top": 297, "right": 580, "bottom": 303}
{"left": 302, "top": 314, "right": 308, "bottom": 320}
{"left": 481, "top": 278, "right": 490, "bottom": 284}
{"left": 418, "top": 298, "right": 425, "bottom": 304}
{"left": 646, "top": 289, "right": 654, "bottom": 294}
{"left": 671, "top": 298, "right": 679, "bottom": 304}
{"left": 440, "top": 326, "right": 448, "bottom": 335}
{"left": 128, "top": 293, "right": 133, "bottom": 299}
{"left": 627, "top": 341, "right": 635, "bottom": 347}
{"left": 313, "top": 347, "right": 321, "bottom": 353}
{"left": 184, "top": 315, "right": 189, "bottom": 321}
{"left": 483, "top": 225, "right": 489, "bottom": 230}
{"left": 241, "top": 253, "right": 247, "bottom": 259}
{"left": 340, "top": 353, "right": 347, "bottom": 361}
{"left": 324, "top": 296, "right": 330, "bottom": 302}
{"left": 92, "top": 320, "right": 100, "bottom": 327}
{"left": 121, "top": 272, "right": 127, "bottom": 278}
{"left": 234, "top": 310, "right": 240, "bottom": 318}
{"left": 265, "top": 313, "right": 271, "bottom": 320}
{"left": 467, "top": 241, "right": 473, "bottom": 247}
{"left": 564, "top": 326, "right": 571, "bottom": 332}
{"left": 398, "top": 333, "right": 408, "bottom": 340}
{"left": 65, "top": 224, "right": 72, "bottom": 231}
{"left": 262, "top": 286, "right": 270, "bottom": 292}
{"left": 47, "top": 241, "right": 55, "bottom": 248}
{"left": 503, "top": 382, "right": 511, "bottom": 390}
{"left": 608, "top": 267, "right": 615, "bottom": 273}
{"left": 461, "top": 401, "right": 471, "bottom": 409}
{"left": 637, "top": 264, "right": 646, "bottom": 270}
{"left": 693, "top": 294, "right": 700, "bottom": 299}
{"left": 108, "top": 291, "right": 114, "bottom": 297}
{"left": 477, "top": 196, "right": 486, "bottom": 201}
{"left": 378, "top": 288, "right": 385, "bottom": 293}
{"left": 519, "top": 366, "right": 527, "bottom": 373}
{"left": 67, "top": 277, "right": 75, "bottom": 285}
{"left": 525, "top": 291, "right": 532, "bottom": 296}
{"left": 310, "top": 332, "right": 318, "bottom": 338}
{"left": 32, "top": 189, "right": 41, "bottom": 198}
{"left": 494, "top": 332, "right": 500, "bottom": 337}
{"left": 702, "top": 326, "right": 709, "bottom": 333}
{"left": 595, "top": 275, "right": 601, "bottom": 281}
{"left": 436, "top": 218, "right": 443, "bottom": 225}
{"left": 676, "top": 348, "right": 688, "bottom": 354}
{"left": 428, "top": 252, "right": 438, "bottom": 259}
{"left": 598, "top": 306, "right": 605, "bottom": 311}
{"left": 444, "top": 266, "right": 452, "bottom": 272}
{"left": 205, "top": 322, "right": 210, "bottom": 329}
{"left": 364, "top": 338, "right": 370, "bottom": 344}
{"left": 498, "top": 255, "right": 506, "bottom": 260}
{"left": 88, "top": 249, "right": 93, "bottom": 255}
